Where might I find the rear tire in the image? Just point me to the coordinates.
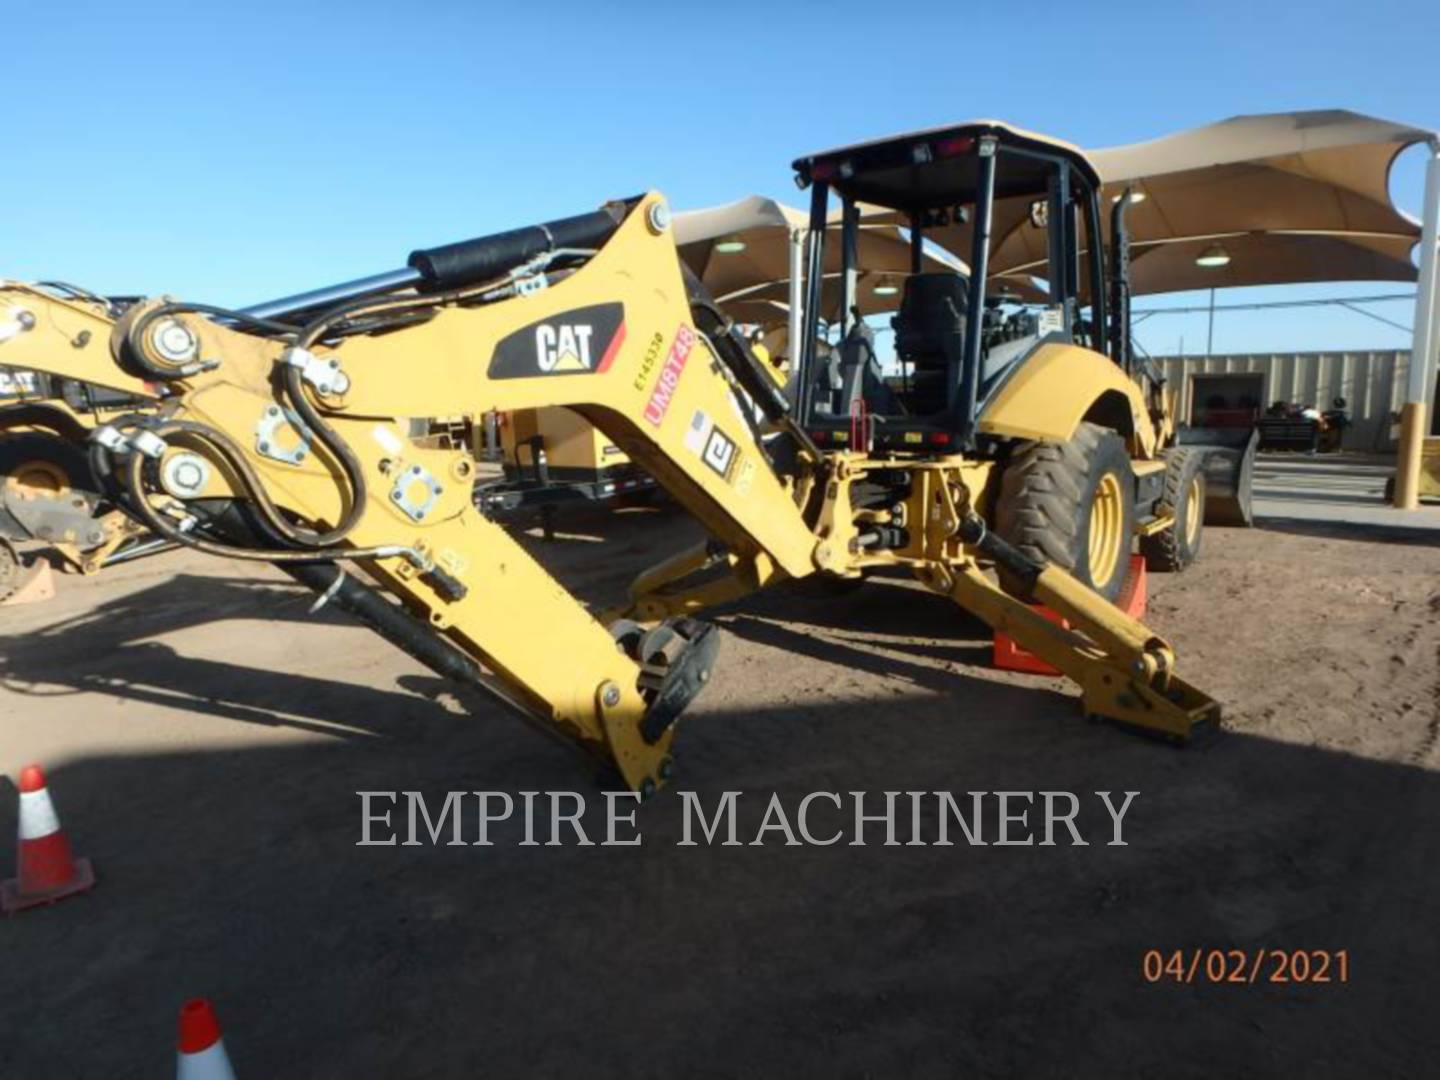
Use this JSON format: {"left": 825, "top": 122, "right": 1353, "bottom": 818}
{"left": 1141, "top": 448, "right": 1205, "bottom": 571}
{"left": 996, "top": 421, "right": 1136, "bottom": 603}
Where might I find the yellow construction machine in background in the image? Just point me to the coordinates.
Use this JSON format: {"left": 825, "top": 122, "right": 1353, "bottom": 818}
{"left": 0, "top": 286, "right": 167, "bottom": 600}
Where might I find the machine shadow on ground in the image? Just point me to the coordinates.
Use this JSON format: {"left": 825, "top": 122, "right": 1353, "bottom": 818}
{"left": 0, "top": 541, "right": 1054, "bottom": 750}
{"left": 0, "top": 574, "right": 476, "bottom": 743}
{"left": 0, "top": 693, "right": 1435, "bottom": 1077}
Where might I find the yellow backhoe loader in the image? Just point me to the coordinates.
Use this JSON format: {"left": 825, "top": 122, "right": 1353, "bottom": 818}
{"left": 1, "top": 121, "right": 1235, "bottom": 791}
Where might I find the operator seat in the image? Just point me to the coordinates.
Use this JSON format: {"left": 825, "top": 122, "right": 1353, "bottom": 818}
{"left": 809, "top": 317, "right": 897, "bottom": 419}
{"left": 892, "top": 272, "right": 968, "bottom": 417}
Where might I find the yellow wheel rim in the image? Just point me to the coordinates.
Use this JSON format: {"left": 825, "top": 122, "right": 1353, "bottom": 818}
{"left": 1087, "top": 471, "right": 1124, "bottom": 589}
{"left": 1184, "top": 475, "right": 1203, "bottom": 546}
{"left": 4, "top": 460, "right": 70, "bottom": 501}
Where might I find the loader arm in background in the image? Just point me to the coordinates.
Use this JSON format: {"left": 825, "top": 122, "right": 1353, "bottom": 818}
{"left": 0, "top": 193, "right": 1220, "bottom": 791}
{"left": 1, "top": 294, "right": 166, "bottom": 579}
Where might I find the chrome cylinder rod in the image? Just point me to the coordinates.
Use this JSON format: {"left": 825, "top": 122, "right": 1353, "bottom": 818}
{"left": 239, "top": 267, "right": 422, "bottom": 320}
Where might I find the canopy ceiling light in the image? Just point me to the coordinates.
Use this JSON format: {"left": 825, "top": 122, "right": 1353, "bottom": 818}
{"left": 1195, "top": 243, "right": 1231, "bottom": 268}
{"left": 1112, "top": 190, "right": 1147, "bottom": 204}
{"left": 873, "top": 275, "right": 900, "bottom": 296}
{"left": 713, "top": 236, "right": 747, "bottom": 254}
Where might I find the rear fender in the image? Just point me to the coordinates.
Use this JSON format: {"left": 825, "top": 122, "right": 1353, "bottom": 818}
{"left": 977, "top": 343, "right": 1158, "bottom": 457}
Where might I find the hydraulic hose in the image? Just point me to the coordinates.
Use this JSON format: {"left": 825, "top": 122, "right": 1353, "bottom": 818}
{"left": 267, "top": 271, "right": 540, "bottom": 549}
{"left": 133, "top": 418, "right": 350, "bottom": 550}
{"left": 87, "top": 411, "right": 159, "bottom": 508}
{"left": 116, "top": 444, "right": 413, "bottom": 567}
{"left": 110, "top": 417, "right": 469, "bottom": 601}
{"left": 119, "top": 236, "right": 567, "bottom": 552}
{"left": 275, "top": 364, "right": 368, "bottom": 547}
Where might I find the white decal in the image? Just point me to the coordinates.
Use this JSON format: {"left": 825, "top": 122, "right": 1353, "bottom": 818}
{"left": 703, "top": 428, "right": 736, "bottom": 477}
{"left": 684, "top": 409, "right": 713, "bottom": 455}
{"left": 536, "top": 324, "right": 596, "bottom": 372}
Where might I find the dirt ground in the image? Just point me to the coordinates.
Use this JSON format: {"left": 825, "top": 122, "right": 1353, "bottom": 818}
{"left": 2, "top": 468, "right": 1439, "bottom": 1077}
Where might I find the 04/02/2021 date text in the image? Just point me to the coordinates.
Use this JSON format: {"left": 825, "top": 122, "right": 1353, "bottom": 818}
{"left": 1142, "top": 948, "right": 1350, "bottom": 985}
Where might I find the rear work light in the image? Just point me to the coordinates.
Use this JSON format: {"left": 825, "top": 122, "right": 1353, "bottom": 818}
{"left": 934, "top": 136, "right": 975, "bottom": 159}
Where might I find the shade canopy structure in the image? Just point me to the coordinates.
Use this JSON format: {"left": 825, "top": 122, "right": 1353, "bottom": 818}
{"left": 673, "top": 195, "right": 961, "bottom": 323}
{"left": 1088, "top": 111, "right": 1440, "bottom": 512}
{"left": 1091, "top": 110, "right": 1434, "bottom": 295}
{"left": 882, "top": 111, "right": 1432, "bottom": 298}
{"left": 714, "top": 265, "right": 931, "bottom": 323}
{"left": 673, "top": 195, "right": 808, "bottom": 300}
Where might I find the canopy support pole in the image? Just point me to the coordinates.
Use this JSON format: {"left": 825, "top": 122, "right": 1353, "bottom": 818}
{"left": 788, "top": 227, "right": 805, "bottom": 372}
{"left": 1394, "top": 142, "right": 1440, "bottom": 508}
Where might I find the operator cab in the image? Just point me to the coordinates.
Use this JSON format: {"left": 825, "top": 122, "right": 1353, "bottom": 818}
{"left": 791, "top": 122, "right": 1113, "bottom": 453}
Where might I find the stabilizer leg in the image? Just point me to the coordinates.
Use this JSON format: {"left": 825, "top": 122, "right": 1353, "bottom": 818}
{"left": 927, "top": 515, "right": 1221, "bottom": 742}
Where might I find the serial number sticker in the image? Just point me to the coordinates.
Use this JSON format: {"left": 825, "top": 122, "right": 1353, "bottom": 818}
{"left": 631, "top": 331, "right": 665, "bottom": 392}
{"left": 1142, "top": 948, "right": 1350, "bottom": 985}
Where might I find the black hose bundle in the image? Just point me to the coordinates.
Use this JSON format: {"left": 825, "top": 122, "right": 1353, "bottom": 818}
{"left": 113, "top": 419, "right": 405, "bottom": 566}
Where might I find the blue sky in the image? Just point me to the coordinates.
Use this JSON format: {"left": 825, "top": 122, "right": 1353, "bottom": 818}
{"left": 5, "top": 0, "right": 1437, "bottom": 355}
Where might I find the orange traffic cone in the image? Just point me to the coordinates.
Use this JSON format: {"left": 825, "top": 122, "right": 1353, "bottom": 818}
{"left": 177, "top": 999, "right": 238, "bottom": 1080}
{"left": 2, "top": 764, "right": 95, "bottom": 914}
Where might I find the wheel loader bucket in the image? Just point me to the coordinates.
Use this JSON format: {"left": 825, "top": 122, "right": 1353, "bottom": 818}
{"left": 1176, "top": 425, "right": 1258, "bottom": 527}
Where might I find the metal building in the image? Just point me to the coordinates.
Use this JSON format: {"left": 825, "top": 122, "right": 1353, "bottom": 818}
{"left": 1155, "top": 350, "right": 1439, "bottom": 452}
